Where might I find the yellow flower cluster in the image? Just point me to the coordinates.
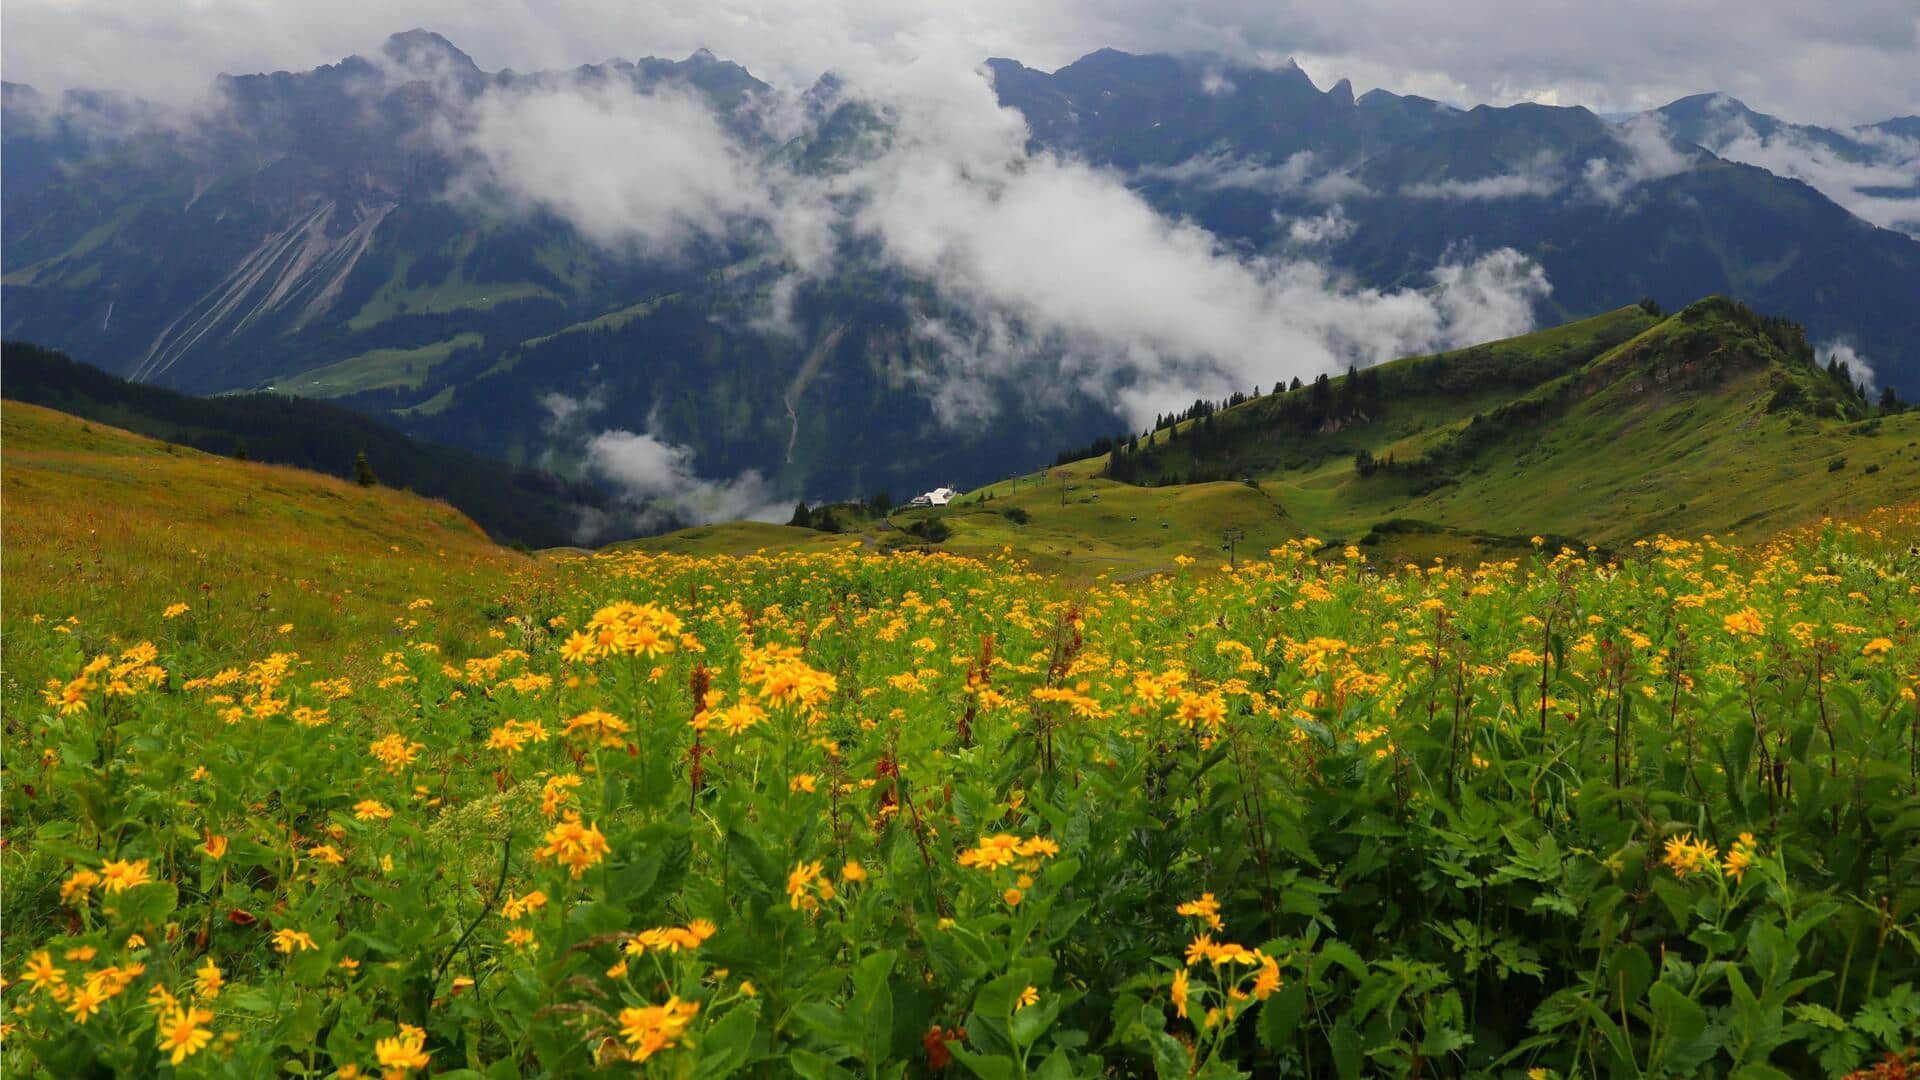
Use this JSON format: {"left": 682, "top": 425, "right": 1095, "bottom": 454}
{"left": 535, "top": 814, "right": 611, "bottom": 877}
{"left": 375, "top": 1023, "right": 432, "bottom": 1075}
{"left": 1175, "top": 892, "right": 1225, "bottom": 931}
{"left": 618, "top": 996, "right": 701, "bottom": 1060}
{"left": 1723, "top": 832, "right": 1761, "bottom": 882}
{"left": 562, "top": 601, "right": 688, "bottom": 662}
{"left": 368, "top": 733, "right": 423, "bottom": 772}
{"left": 502, "top": 890, "right": 549, "bottom": 920}
{"left": 1661, "top": 832, "right": 1722, "bottom": 879}
{"left": 623, "top": 919, "right": 717, "bottom": 956}
{"left": 156, "top": 1004, "right": 214, "bottom": 1064}
{"left": 741, "top": 642, "right": 838, "bottom": 714}
{"left": 539, "top": 774, "right": 582, "bottom": 817}
{"left": 955, "top": 833, "right": 1060, "bottom": 871}
{"left": 787, "top": 860, "right": 837, "bottom": 912}
{"left": 41, "top": 644, "right": 167, "bottom": 715}
{"left": 8, "top": 489, "right": 1916, "bottom": 1072}
{"left": 18, "top": 947, "right": 157, "bottom": 1028}
{"left": 1032, "top": 685, "right": 1110, "bottom": 720}
{"left": 562, "top": 709, "right": 630, "bottom": 747}
{"left": 1170, "top": 895, "right": 1282, "bottom": 1030}
{"left": 488, "top": 717, "right": 551, "bottom": 755}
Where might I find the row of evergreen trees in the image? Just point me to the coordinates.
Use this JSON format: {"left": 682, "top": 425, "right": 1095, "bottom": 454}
{"left": 788, "top": 491, "right": 895, "bottom": 533}
{"left": 1818, "top": 357, "right": 1907, "bottom": 413}
{"left": 1699, "top": 296, "right": 1902, "bottom": 410}
{"left": 1097, "top": 365, "right": 1392, "bottom": 485}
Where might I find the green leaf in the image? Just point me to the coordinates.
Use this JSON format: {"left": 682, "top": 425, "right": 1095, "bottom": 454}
{"left": 1328, "top": 1015, "right": 1364, "bottom": 1080}
{"left": 1032, "top": 1048, "right": 1079, "bottom": 1080}
{"left": 1787, "top": 1002, "right": 1846, "bottom": 1031}
{"left": 1256, "top": 981, "right": 1309, "bottom": 1052}
{"left": 851, "top": 949, "right": 897, "bottom": 1065}
{"left": 1649, "top": 982, "right": 1714, "bottom": 1072}
{"left": 951, "top": 1044, "right": 1019, "bottom": 1080}
{"left": 786, "top": 1048, "right": 859, "bottom": 1080}
{"left": 691, "top": 1001, "right": 760, "bottom": 1079}
{"left": 793, "top": 1002, "right": 863, "bottom": 1053}
{"left": 104, "top": 881, "right": 177, "bottom": 927}
{"left": 1144, "top": 1026, "right": 1194, "bottom": 1080}
{"left": 1316, "top": 941, "right": 1368, "bottom": 981}
{"left": 974, "top": 972, "right": 1029, "bottom": 1019}
{"left": 1010, "top": 989, "right": 1078, "bottom": 1051}
{"left": 1610, "top": 945, "right": 1653, "bottom": 1008}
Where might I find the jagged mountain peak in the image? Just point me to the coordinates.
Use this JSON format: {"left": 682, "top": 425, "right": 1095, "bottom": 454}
{"left": 1657, "top": 91, "right": 1771, "bottom": 132}
{"left": 1664, "top": 91, "right": 1749, "bottom": 112}
{"left": 1355, "top": 86, "right": 1453, "bottom": 112}
{"left": 381, "top": 29, "right": 480, "bottom": 73}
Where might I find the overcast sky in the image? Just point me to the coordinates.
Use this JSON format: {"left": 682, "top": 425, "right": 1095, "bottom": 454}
{"left": 3, "top": 0, "right": 1915, "bottom": 127}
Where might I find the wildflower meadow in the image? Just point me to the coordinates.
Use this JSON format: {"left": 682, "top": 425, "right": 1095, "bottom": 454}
{"left": 5, "top": 510, "right": 1920, "bottom": 1076}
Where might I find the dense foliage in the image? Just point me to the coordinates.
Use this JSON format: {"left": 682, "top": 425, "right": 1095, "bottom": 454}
{"left": 5, "top": 503, "right": 1919, "bottom": 1076}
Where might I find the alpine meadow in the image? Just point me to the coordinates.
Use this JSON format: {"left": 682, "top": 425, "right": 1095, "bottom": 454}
{"left": 4, "top": 1, "right": 1920, "bottom": 1077}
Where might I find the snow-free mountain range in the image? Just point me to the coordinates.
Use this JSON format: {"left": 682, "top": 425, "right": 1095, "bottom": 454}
{"left": 4, "top": 30, "right": 1918, "bottom": 512}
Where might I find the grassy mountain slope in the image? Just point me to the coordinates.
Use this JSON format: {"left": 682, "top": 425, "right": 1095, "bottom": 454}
{"left": 0, "top": 400, "right": 537, "bottom": 672}
{"left": 632, "top": 300, "right": 1920, "bottom": 575}
{"left": 1097, "top": 297, "right": 1920, "bottom": 548}
{"left": 1, "top": 342, "right": 610, "bottom": 547}
{"left": 1397, "top": 301, "right": 1911, "bottom": 542}
{"left": 614, "top": 469, "right": 1305, "bottom": 579}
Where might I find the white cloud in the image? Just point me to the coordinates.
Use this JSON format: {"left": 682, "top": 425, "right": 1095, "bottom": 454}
{"left": 534, "top": 388, "right": 794, "bottom": 533}
{"left": 539, "top": 388, "right": 605, "bottom": 431}
{"left": 1391, "top": 123, "right": 1694, "bottom": 206}
{"left": 1283, "top": 205, "right": 1355, "bottom": 244}
{"left": 1425, "top": 248, "right": 1553, "bottom": 351}
{"left": 1135, "top": 149, "right": 1367, "bottom": 200}
{"left": 814, "top": 63, "right": 1553, "bottom": 428}
{"left": 1581, "top": 114, "right": 1694, "bottom": 204}
{"left": 1687, "top": 108, "right": 1920, "bottom": 236}
{"left": 583, "top": 428, "right": 789, "bottom": 526}
{"left": 448, "top": 77, "right": 780, "bottom": 259}
{"left": 438, "top": 48, "right": 1550, "bottom": 431}
{"left": 1404, "top": 158, "right": 1564, "bottom": 200}
{"left": 1820, "top": 341, "right": 1877, "bottom": 393}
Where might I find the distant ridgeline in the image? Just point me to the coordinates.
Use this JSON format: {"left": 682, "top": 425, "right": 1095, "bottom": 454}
{"left": 1064, "top": 298, "right": 1894, "bottom": 488}
{"left": 0, "top": 342, "right": 615, "bottom": 548}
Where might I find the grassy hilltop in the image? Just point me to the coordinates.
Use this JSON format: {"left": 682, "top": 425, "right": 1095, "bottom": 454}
{"left": 645, "top": 299, "right": 1920, "bottom": 576}
{"left": 1, "top": 343, "right": 611, "bottom": 549}
{"left": 0, "top": 400, "right": 539, "bottom": 675}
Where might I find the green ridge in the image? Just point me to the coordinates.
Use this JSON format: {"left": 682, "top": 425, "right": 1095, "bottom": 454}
{"left": 632, "top": 299, "right": 1920, "bottom": 574}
